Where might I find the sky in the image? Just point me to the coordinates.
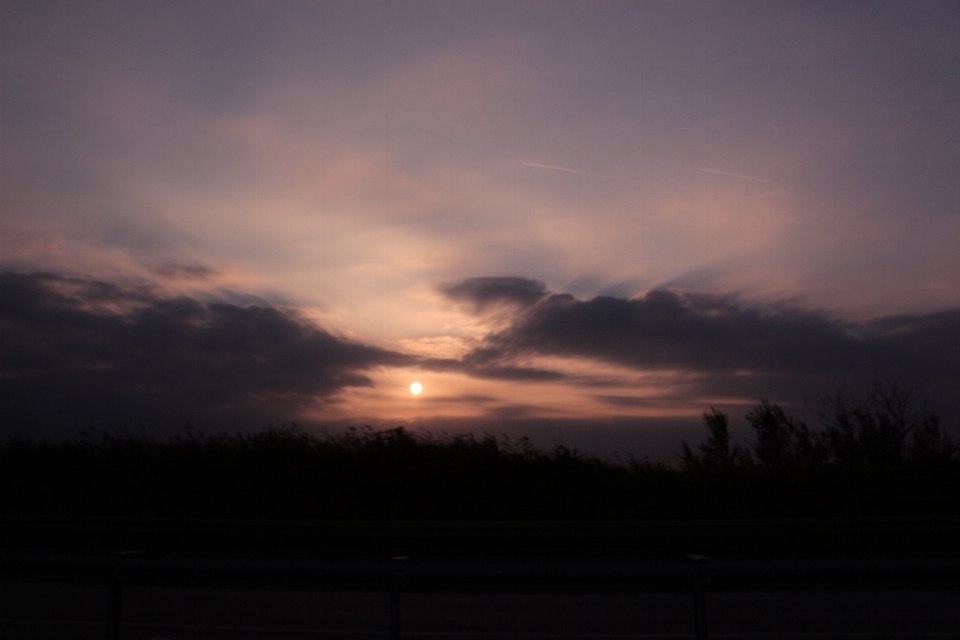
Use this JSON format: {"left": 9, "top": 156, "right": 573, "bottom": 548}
{"left": 2, "top": 1, "right": 959, "bottom": 456}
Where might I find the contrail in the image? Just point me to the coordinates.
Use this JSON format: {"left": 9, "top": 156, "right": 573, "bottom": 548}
{"left": 522, "top": 162, "right": 612, "bottom": 178}
{"left": 696, "top": 167, "right": 790, "bottom": 187}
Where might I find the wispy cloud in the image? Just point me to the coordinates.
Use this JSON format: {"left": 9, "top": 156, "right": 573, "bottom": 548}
{"left": 695, "top": 167, "right": 791, "bottom": 187}
{"left": 522, "top": 162, "right": 613, "bottom": 178}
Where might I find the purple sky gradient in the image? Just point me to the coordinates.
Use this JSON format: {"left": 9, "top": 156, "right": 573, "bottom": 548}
{"left": 2, "top": 1, "right": 959, "bottom": 456}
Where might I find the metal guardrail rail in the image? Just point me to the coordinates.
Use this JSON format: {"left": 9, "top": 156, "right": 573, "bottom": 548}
{"left": 2, "top": 516, "right": 958, "bottom": 640}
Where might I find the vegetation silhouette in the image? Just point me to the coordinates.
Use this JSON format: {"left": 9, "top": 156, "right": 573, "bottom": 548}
{"left": 678, "top": 382, "right": 959, "bottom": 518}
{"left": 2, "top": 383, "right": 957, "bottom": 520}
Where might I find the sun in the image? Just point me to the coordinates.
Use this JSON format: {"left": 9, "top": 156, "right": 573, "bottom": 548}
{"left": 409, "top": 382, "right": 423, "bottom": 395}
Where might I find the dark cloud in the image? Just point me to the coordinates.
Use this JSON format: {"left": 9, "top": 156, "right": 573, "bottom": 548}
{"left": 470, "top": 290, "right": 894, "bottom": 373}
{"left": 465, "top": 288, "right": 960, "bottom": 420}
{"left": 593, "top": 395, "right": 660, "bottom": 409}
{"left": 439, "top": 277, "right": 547, "bottom": 313}
{"left": 462, "top": 364, "right": 565, "bottom": 382}
{"left": 867, "top": 309, "right": 960, "bottom": 366}
{"left": 152, "top": 263, "right": 219, "bottom": 280}
{"left": 0, "top": 272, "right": 413, "bottom": 436}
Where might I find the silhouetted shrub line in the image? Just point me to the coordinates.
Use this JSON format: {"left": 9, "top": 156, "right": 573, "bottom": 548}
{"left": 679, "top": 382, "right": 958, "bottom": 472}
{"left": 2, "top": 383, "right": 957, "bottom": 520}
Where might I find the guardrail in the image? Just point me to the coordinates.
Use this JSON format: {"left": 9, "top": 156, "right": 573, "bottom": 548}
{"left": 2, "top": 516, "right": 958, "bottom": 640}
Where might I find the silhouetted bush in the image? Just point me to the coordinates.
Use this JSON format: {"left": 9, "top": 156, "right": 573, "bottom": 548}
{"left": 0, "top": 426, "right": 677, "bottom": 520}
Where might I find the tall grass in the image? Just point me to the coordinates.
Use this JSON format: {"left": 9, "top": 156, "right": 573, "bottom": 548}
{"left": 2, "top": 400, "right": 958, "bottom": 520}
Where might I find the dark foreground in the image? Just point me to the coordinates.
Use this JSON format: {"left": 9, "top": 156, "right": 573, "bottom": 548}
{"left": 2, "top": 516, "right": 958, "bottom": 639}
{"left": 4, "top": 584, "right": 960, "bottom": 639}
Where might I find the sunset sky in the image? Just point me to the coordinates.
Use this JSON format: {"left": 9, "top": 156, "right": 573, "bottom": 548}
{"left": 2, "top": 1, "right": 959, "bottom": 455}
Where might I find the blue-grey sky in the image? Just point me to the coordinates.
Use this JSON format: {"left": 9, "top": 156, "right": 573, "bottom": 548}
{"left": 2, "top": 1, "right": 959, "bottom": 454}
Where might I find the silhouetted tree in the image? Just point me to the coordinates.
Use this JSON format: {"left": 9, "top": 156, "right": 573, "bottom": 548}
{"left": 910, "top": 411, "right": 957, "bottom": 463}
{"left": 680, "top": 407, "right": 748, "bottom": 469}
{"left": 814, "top": 381, "right": 952, "bottom": 470}
{"left": 746, "top": 399, "right": 825, "bottom": 469}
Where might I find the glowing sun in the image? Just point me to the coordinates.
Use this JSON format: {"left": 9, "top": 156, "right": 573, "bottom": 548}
{"left": 409, "top": 382, "right": 423, "bottom": 395}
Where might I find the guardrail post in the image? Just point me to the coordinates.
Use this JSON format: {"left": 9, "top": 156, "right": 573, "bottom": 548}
{"left": 390, "top": 555, "right": 409, "bottom": 640}
{"left": 107, "top": 549, "right": 141, "bottom": 640}
{"left": 107, "top": 570, "right": 122, "bottom": 640}
{"left": 390, "top": 575, "right": 401, "bottom": 639}
{"left": 693, "top": 572, "right": 708, "bottom": 640}
{"left": 687, "top": 553, "right": 709, "bottom": 640}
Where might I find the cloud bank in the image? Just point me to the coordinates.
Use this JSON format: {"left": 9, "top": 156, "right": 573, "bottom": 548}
{"left": 442, "top": 279, "right": 960, "bottom": 419}
{"left": 3, "top": 271, "right": 958, "bottom": 444}
{"left": 0, "top": 272, "right": 413, "bottom": 435}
